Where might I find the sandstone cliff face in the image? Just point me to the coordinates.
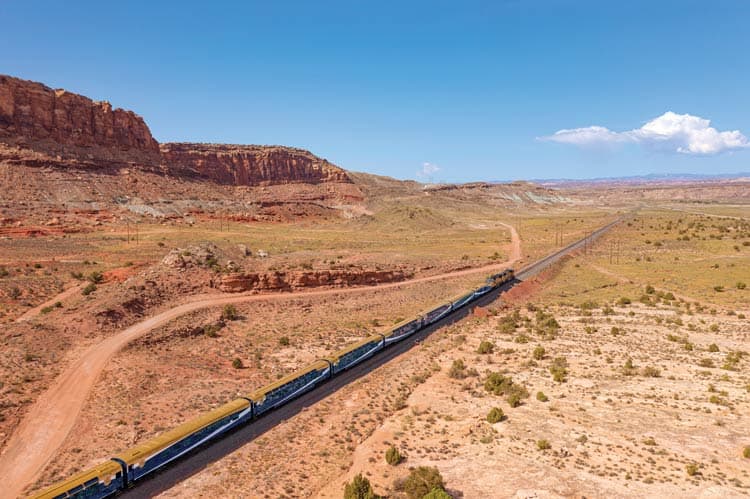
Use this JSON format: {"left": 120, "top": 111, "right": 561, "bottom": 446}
{"left": 0, "top": 74, "right": 159, "bottom": 163}
{"left": 219, "top": 269, "right": 412, "bottom": 293}
{"left": 160, "top": 143, "right": 352, "bottom": 186}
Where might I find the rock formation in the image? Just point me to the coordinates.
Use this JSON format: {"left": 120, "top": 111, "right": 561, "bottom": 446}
{"left": 0, "top": 75, "right": 160, "bottom": 164}
{"left": 219, "top": 269, "right": 412, "bottom": 293}
{"left": 160, "top": 143, "right": 352, "bottom": 186}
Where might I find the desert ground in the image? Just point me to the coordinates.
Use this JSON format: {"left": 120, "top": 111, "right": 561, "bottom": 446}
{"left": 1, "top": 183, "right": 748, "bottom": 498}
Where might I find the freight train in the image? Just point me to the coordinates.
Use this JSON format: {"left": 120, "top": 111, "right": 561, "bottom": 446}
{"left": 34, "top": 268, "right": 514, "bottom": 498}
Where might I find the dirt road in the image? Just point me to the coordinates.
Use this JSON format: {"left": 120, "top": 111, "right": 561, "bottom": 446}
{"left": 0, "top": 225, "right": 520, "bottom": 498}
{"left": 15, "top": 284, "right": 83, "bottom": 323}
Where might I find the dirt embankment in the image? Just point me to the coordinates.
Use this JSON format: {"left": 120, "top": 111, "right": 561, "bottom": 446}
{"left": 218, "top": 269, "right": 413, "bottom": 292}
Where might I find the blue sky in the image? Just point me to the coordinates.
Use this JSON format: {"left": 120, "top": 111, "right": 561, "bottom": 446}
{"left": 1, "top": 1, "right": 749, "bottom": 182}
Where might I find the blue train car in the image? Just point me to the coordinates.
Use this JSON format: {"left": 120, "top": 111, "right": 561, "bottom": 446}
{"left": 113, "top": 398, "right": 251, "bottom": 483}
{"left": 249, "top": 360, "right": 332, "bottom": 417}
{"left": 326, "top": 334, "right": 385, "bottom": 374}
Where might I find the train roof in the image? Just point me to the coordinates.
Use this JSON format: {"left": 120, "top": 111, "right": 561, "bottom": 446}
{"left": 247, "top": 359, "right": 330, "bottom": 402}
{"left": 31, "top": 460, "right": 122, "bottom": 499}
{"left": 322, "top": 334, "right": 384, "bottom": 363}
{"left": 113, "top": 398, "right": 250, "bottom": 466}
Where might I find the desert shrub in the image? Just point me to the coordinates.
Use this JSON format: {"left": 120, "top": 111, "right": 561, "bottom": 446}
{"left": 549, "top": 357, "right": 568, "bottom": 382}
{"left": 477, "top": 340, "right": 495, "bottom": 354}
{"left": 484, "top": 372, "right": 529, "bottom": 403}
{"left": 686, "top": 463, "right": 699, "bottom": 476}
{"left": 617, "top": 296, "right": 631, "bottom": 306}
{"left": 81, "top": 283, "right": 97, "bottom": 296}
{"left": 422, "top": 489, "right": 452, "bottom": 499}
{"left": 536, "top": 439, "right": 551, "bottom": 451}
{"left": 533, "top": 345, "right": 545, "bottom": 360}
{"left": 645, "top": 285, "right": 655, "bottom": 294}
{"left": 622, "top": 358, "right": 636, "bottom": 376}
{"left": 743, "top": 446, "right": 750, "bottom": 459}
{"left": 536, "top": 391, "right": 548, "bottom": 402}
{"left": 385, "top": 445, "right": 403, "bottom": 465}
{"left": 643, "top": 437, "right": 657, "bottom": 446}
{"left": 203, "top": 324, "right": 221, "bottom": 337}
{"left": 641, "top": 366, "right": 661, "bottom": 377}
{"left": 507, "top": 392, "right": 522, "bottom": 408}
{"left": 737, "top": 282, "right": 747, "bottom": 290}
{"left": 70, "top": 271, "right": 84, "bottom": 280}
{"left": 708, "top": 343, "right": 719, "bottom": 353}
{"left": 713, "top": 285, "right": 724, "bottom": 292}
{"left": 402, "top": 466, "right": 446, "bottom": 499}
{"left": 0, "top": 267, "right": 8, "bottom": 277}
{"left": 698, "top": 358, "right": 715, "bottom": 368}
{"left": 87, "top": 270, "right": 104, "bottom": 284}
{"left": 231, "top": 358, "right": 243, "bottom": 369}
{"left": 722, "top": 351, "right": 744, "bottom": 371}
{"left": 344, "top": 474, "right": 377, "bottom": 499}
{"left": 222, "top": 304, "right": 238, "bottom": 321}
{"left": 278, "top": 336, "right": 290, "bottom": 346}
{"left": 709, "top": 324, "right": 719, "bottom": 332}
{"left": 486, "top": 407, "right": 505, "bottom": 423}
{"left": 449, "top": 359, "right": 467, "bottom": 379}
{"left": 497, "top": 314, "right": 518, "bottom": 334}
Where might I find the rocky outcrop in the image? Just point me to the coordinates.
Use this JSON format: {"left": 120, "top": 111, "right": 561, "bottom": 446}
{"left": 219, "top": 269, "right": 412, "bottom": 293}
{"left": 160, "top": 143, "right": 352, "bottom": 186}
{"left": 0, "top": 75, "right": 160, "bottom": 164}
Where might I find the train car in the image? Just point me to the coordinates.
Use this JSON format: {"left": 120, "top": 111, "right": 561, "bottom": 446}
{"left": 383, "top": 317, "right": 423, "bottom": 345}
{"left": 451, "top": 290, "right": 479, "bottom": 310}
{"left": 325, "top": 334, "right": 385, "bottom": 374}
{"left": 113, "top": 398, "right": 251, "bottom": 483}
{"left": 423, "top": 302, "right": 452, "bottom": 325}
{"left": 248, "top": 359, "right": 332, "bottom": 417}
{"left": 32, "top": 460, "right": 124, "bottom": 499}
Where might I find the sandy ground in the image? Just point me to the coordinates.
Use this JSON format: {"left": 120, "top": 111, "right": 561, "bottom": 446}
{"left": 2, "top": 225, "right": 520, "bottom": 498}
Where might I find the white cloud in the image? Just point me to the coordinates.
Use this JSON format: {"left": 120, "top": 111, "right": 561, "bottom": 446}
{"left": 417, "top": 161, "right": 441, "bottom": 178}
{"left": 541, "top": 112, "right": 749, "bottom": 155}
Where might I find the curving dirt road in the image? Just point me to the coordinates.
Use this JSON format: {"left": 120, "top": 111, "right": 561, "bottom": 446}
{"left": 1, "top": 225, "right": 520, "bottom": 498}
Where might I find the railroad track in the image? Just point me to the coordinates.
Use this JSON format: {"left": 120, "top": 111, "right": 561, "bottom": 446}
{"left": 121, "top": 215, "right": 624, "bottom": 498}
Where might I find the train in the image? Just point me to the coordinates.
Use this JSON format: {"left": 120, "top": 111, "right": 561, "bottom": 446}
{"left": 33, "top": 268, "right": 515, "bottom": 499}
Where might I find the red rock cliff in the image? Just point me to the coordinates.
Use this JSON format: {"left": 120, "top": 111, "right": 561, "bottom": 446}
{"left": 0, "top": 74, "right": 159, "bottom": 163}
{"left": 160, "top": 143, "right": 353, "bottom": 186}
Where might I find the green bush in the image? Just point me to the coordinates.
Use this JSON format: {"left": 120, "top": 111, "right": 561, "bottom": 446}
{"left": 708, "top": 343, "right": 719, "bottom": 353}
{"left": 344, "top": 473, "right": 377, "bottom": 499}
{"left": 486, "top": 407, "right": 505, "bottom": 423}
{"left": 40, "top": 306, "right": 54, "bottom": 315}
{"left": 737, "top": 282, "right": 747, "bottom": 290}
{"left": 385, "top": 445, "right": 403, "bottom": 465}
{"left": 87, "top": 270, "right": 104, "bottom": 284}
{"left": 617, "top": 296, "right": 631, "bottom": 305}
{"left": 743, "top": 446, "right": 750, "bottom": 459}
{"left": 507, "top": 393, "right": 522, "bottom": 408}
{"left": 222, "top": 304, "right": 239, "bottom": 321}
{"left": 422, "top": 489, "right": 452, "bottom": 499}
{"left": 81, "top": 283, "right": 97, "bottom": 296}
{"left": 645, "top": 285, "right": 655, "bottom": 294}
{"left": 536, "top": 391, "right": 548, "bottom": 402}
{"left": 279, "top": 336, "right": 290, "bottom": 346}
{"left": 231, "top": 358, "right": 243, "bottom": 369}
{"left": 484, "top": 372, "right": 529, "bottom": 402}
{"left": 403, "top": 466, "right": 445, "bottom": 499}
{"left": 449, "top": 359, "right": 467, "bottom": 379}
{"left": 477, "top": 340, "right": 495, "bottom": 354}
{"left": 536, "top": 439, "right": 551, "bottom": 451}
{"left": 532, "top": 345, "right": 545, "bottom": 360}
{"left": 549, "top": 357, "right": 568, "bottom": 382}
{"left": 686, "top": 463, "right": 699, "bottom": 476}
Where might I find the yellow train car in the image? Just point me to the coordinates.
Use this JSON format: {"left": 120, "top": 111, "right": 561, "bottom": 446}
{"left": 31, "top": 460, "right": 124, "bottom": 499}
